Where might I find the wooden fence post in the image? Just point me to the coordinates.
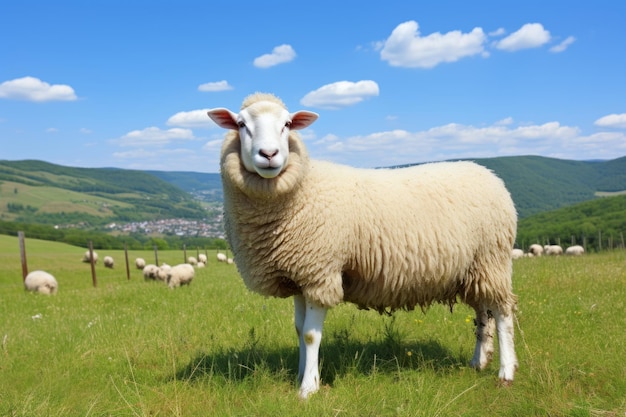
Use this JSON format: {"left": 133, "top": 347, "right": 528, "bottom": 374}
{"left": 18, "top": 231, "right": 28, "bottom": 282}
{"left": 124, "top": 242, "right": 130, "bottom": 280}
{"left": 88, "top": 241, "right": 97, "bottom": 288}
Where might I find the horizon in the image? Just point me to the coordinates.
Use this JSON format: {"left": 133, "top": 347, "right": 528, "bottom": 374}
{"left": 2, "top": 1, "right": 625, "bottom": 173}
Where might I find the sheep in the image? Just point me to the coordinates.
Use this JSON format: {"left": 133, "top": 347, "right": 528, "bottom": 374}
{"left": 511, "top": 248, "right": 524, "bottom": 259}
{"left": 198, "top": 254, "right": 208, "bottom": 264}
{"left": 82, "top": 250, "right": 98, "bottom": 264}
{"left": 103, "top": 256, "right": 114, "bottom": 269}
{"left": 197, "top": 261, "right": 206, "bottom": 268}
{"left": 135, "top": 257, "right": 146, "bottom": 270}
{"left": 216, "top": 252, "right": 227, "bottom": 263}
{"left": 156, "top": 263, "right": 172, "bottom": 281}
{"left": 544, "top": 245, "right": 563, "bottom": 256}
{"left": 24, "top": 270, "right": 58, "bottom": 295}
{"left": 528, "top": 244, "right": 543, "bottom": 257}
{"left": 565, "top": 245, "right": 585, "bottom": 256}
{"left": 187, "top": 256, "right": 198, "bottom": 266}
{"left": 142, "top": 264, "right": 159, "bottom": 281}
{"left": 165, "top": 263, "right": 195, "bottom": 289}
{"left": 207, "top": 92, "right": 519, "bottom": 399}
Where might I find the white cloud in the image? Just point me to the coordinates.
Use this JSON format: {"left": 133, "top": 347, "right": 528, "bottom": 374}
{"left": 379, "top": 21, "right": 486, "bottom": 68}
{"left": 46, "top": 127, "right": 58, "bottom": 133}
{"left": 494, "top": 23, "right": 551, "bottom": 51}
{"left": 253, "top": 44, "right": 296, "bottom": 68}
{"left": 198, "top": 80, "right": 233, "bottom": 92}
{"left": 594, "top": 113, "right": 626, "bottom": 129}
{"left": 116, "top": 127, "right": 196, "bottom": 147}
{"left": 0, "top": 76, "right": 77, "bottom": 102}
{"left": 300, "top": 80, "right": 379, "bottom": 109}
{"left": 80, "top": 128, "right": 92, "bottom": 134}
{"left": 549, "top": 36, "right": 576, "bottom": 53}
{"left": 167, "top": 109, "right": 215, "bottom": 128}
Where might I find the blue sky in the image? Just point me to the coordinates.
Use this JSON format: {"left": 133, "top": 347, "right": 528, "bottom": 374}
{"left": 2, "top": 1, "right": 625, "bottom": 173}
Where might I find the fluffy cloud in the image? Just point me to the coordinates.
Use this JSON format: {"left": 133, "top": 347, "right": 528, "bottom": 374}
{"left": 594, "top": 113, "right": 626, "bottom": 129}
{"left": 494, "top": 23, "right": 551, "bottom": 51}
{"left": 116, "top": 127, "right": 196, "bottom": 147}
{"left": 198, "top": 80, "right": 233, "bottom": 92}
{"left": 253, "top": 44, "right": 296, "bottom": 68}
{"left": 300, "top": 80, "right": 379, "bottom": 109}
{"left": 167, "top": 109, "right": 215, "bottom": 128}
{"left": 549, "top": 36, "right": 576, "bottom": 53}
{"left": 379, "top": 21, "right": 487, "bottom": 68}
{"left": 0, "top": 76, "right": 77, "bottom": 102}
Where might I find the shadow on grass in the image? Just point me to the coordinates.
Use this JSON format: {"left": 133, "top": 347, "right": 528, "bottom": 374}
{"left": 173, "top": 321, "right": 468, "bottom": 387}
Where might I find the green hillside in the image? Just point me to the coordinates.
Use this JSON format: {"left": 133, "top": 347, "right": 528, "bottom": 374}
{"left": 516, "top": 194, "right": 626, "bottom": 251}
{"left": 0, "top": 160, "right": 207, "bottom": 226}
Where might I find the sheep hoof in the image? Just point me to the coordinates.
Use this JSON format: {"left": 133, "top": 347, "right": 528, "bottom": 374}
{"left": 498, "top": 378, "right": 514, "bottom": 388}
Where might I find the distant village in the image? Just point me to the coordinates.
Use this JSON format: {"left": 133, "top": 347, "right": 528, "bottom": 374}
{"left": 106, "top": 211, "right": 225, "bottom": 239}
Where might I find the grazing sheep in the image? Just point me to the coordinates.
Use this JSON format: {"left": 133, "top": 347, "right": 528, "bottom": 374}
{"left": 165, "top": 264, "right": 195, "bottom": 289}
{"left": 135, "top": 258, "right": 146, "bottom": 270}
{"left": 103, "top": 256, "right": 114, "bottom": 269}
{"left": 216, "top": 252, "right": 227, "bottom": 263}
{"left": 528, "top": 244, "right": 543, "bottom": 257}
{"left": 156, "top": 263, "right": 172, "bottom": 281}
{"left": 511, "top": 248, "right": 524, "bottom": 259}
{"left": 198, "top": 254, "right": 208, "bottom": 264}
{"left": 207, "top": 93, "right": 519, "bottom": 399}
{"left": 24, "top": 270, "right": 58, "bottom": 295}
{"left": 142, "top": 264, "right": 159, "bottom": 281}
{"left": 544, "top": 245, "right": 563, "bottom": 256}
{"left": 197, "top": 262, "right": 206, "bottom": 268}
{"left": 565, "top": 245, "right": 585, "bottom": 256}
{"left": 187, "top": 256, "right": 198, "bottom": 266}
{"left": 82, "top": 250, "right": 98, "bottom": 264}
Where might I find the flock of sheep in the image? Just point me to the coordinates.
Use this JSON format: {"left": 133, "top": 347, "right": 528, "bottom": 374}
{"left": 511, "top": 244, "right": 585, "bottom": 259}
{"left": 23, "top": 250, "right": 233, "bottom": 295}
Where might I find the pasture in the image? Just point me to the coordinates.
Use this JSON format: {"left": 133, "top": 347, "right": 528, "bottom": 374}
{"left": 1, "top": 234, "right": 624, "bottom": 416}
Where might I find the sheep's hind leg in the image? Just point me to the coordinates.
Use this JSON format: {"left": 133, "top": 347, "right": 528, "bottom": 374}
{"left": 470, "top": 305, "right": 495, "bottom": 371}
{"left": 295, "top": 297, "right": 327, "bottom": 399}
{"left": 493, "top": 309, "right": 518, "bottom": 384}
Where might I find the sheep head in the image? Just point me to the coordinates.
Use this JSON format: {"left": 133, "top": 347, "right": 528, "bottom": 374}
{"left": 208, "top": 95, "right": 318, "bottom": 179}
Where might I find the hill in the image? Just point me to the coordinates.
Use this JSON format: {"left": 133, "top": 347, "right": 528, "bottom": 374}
{"left": 516, "top": 193, "right": 626, "bottom": 251}
{"left": 0, "top": 159, "right": 207, "bottom": 227}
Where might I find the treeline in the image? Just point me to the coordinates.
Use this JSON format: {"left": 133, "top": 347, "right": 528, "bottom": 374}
{"left": 516, "top": 194, "right": 626, "bottom": 252}
{"left": 0, "top": 220, "right": 228, "bottom": 251}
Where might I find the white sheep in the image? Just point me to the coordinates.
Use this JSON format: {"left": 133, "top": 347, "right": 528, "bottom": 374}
{"left": 135, "top": 257, "right": 146, "bottom": 270}
{"left": 565, "top": 245, "right": 585, "bottom": 256}
{"left": 82, "top": 250, "right": 98, "bottom": 264}
{"left": 166, "top": 263, "right": 195, "bottom": 289}
{"left": 208, "top": 93, "right": 519, "bottom": 399}
{"left": 544, "top": 245, "right": 563, "bottom": 256}
{"left": 24, "top": 270, "right": 58, "bottom": 295}
{"left": 528, "top": 244, "right": 543, "bottom": 257}
{"left": 197, "top": 262, "right": 206, "bottom": 268}
{"left": 156, "top": 263, "right": 172, "bottom": 281}
{"left": 103, "top": 255, "right": 114, "bottom": 269}
{"left": 511, "top": 248, "right": 524, "bottom": 259}
{"left": 142, "top": 264, "right": 159, "bottom": 281}
{"left": 216, "top": 252, "right": 227, "bottom": 263}
{"left": 187, "top": 256, "right": 198, "bottom": 266}
{"left": 198, "top": 254, "right": 208, "bottom": 264}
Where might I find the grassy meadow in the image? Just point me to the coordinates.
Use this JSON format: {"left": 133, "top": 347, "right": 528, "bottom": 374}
{"left": 1, "top": 234, "right": 625, "bottom": 416}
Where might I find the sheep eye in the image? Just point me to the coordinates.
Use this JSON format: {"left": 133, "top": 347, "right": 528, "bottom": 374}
{"left": 237, "top": 121, "right": 246, "bottom": 128}
{"left": 284, "top": 121, "right": 292, "bottom": 128}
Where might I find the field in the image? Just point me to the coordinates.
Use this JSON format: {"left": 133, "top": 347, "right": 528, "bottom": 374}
{"left": 1, "top": 234, "right": 625, "bottom": 416}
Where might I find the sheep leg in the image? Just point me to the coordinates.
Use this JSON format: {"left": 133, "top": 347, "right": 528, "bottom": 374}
{"left": 294, "top": 296, "right": 327, "bottom": 399}
{"left": 469, "top": 306, "right": 495, "bottom": 371}
{"left": 493, "top": 309, "right": 518, "bottom": 383}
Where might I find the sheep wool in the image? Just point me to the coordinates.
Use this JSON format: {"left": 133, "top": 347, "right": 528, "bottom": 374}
{"left": 208, "top": 92, "right": 519, "bottom": 398}
{"left": 24, "top": 270, "right": 58, "bottom": 295}
{"left": 166, "top": 264, "right": 195, "bottom": 289}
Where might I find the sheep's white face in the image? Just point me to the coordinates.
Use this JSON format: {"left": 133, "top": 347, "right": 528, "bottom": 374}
{"left": 208, "top": 101, "right": 318, "bottom": 179}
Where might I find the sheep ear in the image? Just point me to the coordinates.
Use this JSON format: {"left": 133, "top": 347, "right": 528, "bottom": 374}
{"left": 290, "top": 110, "right": 318, "bottom": 130}
{"left": 207, "top": 108, "right": 239, "bottom": 130}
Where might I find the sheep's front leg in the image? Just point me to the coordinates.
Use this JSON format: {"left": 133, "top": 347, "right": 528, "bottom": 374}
{"left": 494, "top": 310, "right": 518, "bottom": 383}
{"left": 294, "top": 295, "right": 327, "bottom": 399}
{"left": 470, "top": 306, "right": 495, "bottom": 371}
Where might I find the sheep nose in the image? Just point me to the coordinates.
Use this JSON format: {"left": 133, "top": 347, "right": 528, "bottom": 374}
{"left": 259, "top": 148, "right": 279, "bottom": 160}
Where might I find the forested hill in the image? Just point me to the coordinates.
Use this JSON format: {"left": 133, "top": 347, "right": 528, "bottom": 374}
{"left": 0, "top": 159, "right": 206, "bottom": 225}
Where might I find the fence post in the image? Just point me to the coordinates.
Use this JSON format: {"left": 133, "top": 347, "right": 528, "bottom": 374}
{"left": 153, "top": 245, "right": 159, "bottom": 266}
{"left": 88, "top": 241, "right": 97, "bottom": 288}
{"left": 183, "top": 244, "right": 187, "bottom": 263}
{"left": 124, "top": 242, "right": 130, "bottom": 280}
{"left": 18, "top": 231, "right": 28, "bottom": 282}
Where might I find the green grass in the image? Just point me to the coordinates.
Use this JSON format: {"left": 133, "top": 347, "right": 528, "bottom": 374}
{"left": 1, "top": 234, "right": 625, "bottom": 416}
